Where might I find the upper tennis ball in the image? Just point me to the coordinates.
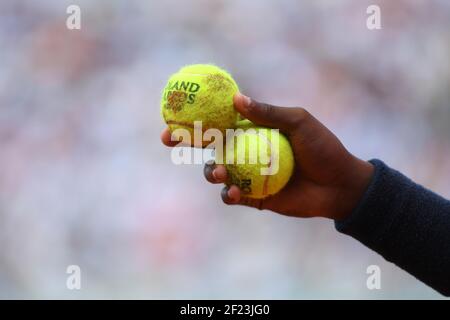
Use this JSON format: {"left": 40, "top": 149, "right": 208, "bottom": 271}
{"left": 216, "top": 120, "right": 295, "bottom": 199}
{"left": 161, "top": 64, "right": 239, "bottom": 147}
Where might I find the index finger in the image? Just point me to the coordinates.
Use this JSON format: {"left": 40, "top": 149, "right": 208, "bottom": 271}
{"left": 160, "top": 127, "right": 189, "bottom": 147}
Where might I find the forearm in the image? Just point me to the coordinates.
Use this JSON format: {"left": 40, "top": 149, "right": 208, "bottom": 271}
{"left": 335, "top": 159, "right": 450, "bottom": 296}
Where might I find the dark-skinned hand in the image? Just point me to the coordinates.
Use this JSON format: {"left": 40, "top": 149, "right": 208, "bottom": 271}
{"left": 161, "top": 93, "right": 374, "bottom": 220}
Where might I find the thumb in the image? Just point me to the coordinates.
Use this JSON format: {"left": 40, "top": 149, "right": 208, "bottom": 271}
{"left": 233, "top": 93, "right": 309, "bottom": 134}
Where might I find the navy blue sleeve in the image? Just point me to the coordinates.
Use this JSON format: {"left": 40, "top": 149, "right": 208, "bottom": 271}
{"left": 335, "top": 159, "right": 450, "bottom": 296}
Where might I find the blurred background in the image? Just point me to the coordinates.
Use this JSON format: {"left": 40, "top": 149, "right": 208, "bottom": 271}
{"left": 0, "top": 0, "right": 449, "bottom": 299}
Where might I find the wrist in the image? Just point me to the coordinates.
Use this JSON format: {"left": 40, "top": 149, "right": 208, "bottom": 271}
{"left": 332, "top": 157, "right": 374, "bottom": 221}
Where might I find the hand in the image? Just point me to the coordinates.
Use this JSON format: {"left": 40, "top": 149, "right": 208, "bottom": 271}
{"left": 161, "top": 93, "right": 374, "bottom": 220}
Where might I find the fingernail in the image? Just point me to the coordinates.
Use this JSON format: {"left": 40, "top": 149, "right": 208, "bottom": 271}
{"left": 237, "top": 93, "right": 251, "bottom": 109}
{"left": 227, "top": 189, "right": 235, "bottom": 201}
{"left": 241, "top": 94, "right": 251, "bottom": 107}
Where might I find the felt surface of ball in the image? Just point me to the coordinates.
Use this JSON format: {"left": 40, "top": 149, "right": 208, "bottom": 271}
{"left": 161, "top": 64, "right": 239, "bottom": 146}
{"left": 217, "top": 120, "right": 294, "bottom": 199}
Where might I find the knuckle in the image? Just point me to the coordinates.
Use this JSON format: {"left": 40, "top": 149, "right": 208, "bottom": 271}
{"left": 249, "top": 100, "right": 275, "bottom": 118}
{"left": 260, "top": 103, "right": 275, "bottom": 117}
{"left": 291, "top": 107, "right": 309, "bottom": 127}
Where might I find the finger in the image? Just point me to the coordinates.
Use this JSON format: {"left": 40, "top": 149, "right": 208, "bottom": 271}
{"left": 233, "top": 93, "right": 310, "bottom": 135}
{"left": 221, "top": 185, "right": 265, "bottom": 210}
{"left": 160, "top": 128, "right": 181, "bottom": 147}
{"left": 204, "top": 162, "right": 227, "bottom": 184}
{"left": 221, "top": 185, "right": 241, "bottom": 205}
{"left": 238, "top": 196, "right": 265, "bottom": 210}
{"left": 161, "top": 127, "right": 199, "bottom": 148}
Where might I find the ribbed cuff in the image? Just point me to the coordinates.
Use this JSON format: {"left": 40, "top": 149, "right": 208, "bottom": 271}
{"left": 334, "top": 159, "right": 412, "bottom": 253}
{"left": 334, "top": 159, "right": 450, "bottom": 296}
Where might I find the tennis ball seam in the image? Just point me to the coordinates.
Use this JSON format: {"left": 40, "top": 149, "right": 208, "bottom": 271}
{"left": 165, "top": 120, "right": 195, "bottom": 129}
{"left": 231, "top": 129, "right": 278, "bottom": 198}
{"left": 161, "top": 64, "right": 240, "bottom": 147}
{"left": 176, "top": 72, "right": 239, "bottom": 90}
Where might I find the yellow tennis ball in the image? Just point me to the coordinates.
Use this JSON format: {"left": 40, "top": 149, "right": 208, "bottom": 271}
{"left": 161, "top": 64, "right": 239, "bottom": 146}
{"left": 216, "top": 120, "right": 295, "bottom": 199}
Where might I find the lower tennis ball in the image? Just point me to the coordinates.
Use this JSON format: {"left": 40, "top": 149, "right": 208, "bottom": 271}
{"left": 161, "top": 64, "right": 239, "bottom": 146}
{"left": 216, "top": 122, "right": 294, "bottom": 199}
